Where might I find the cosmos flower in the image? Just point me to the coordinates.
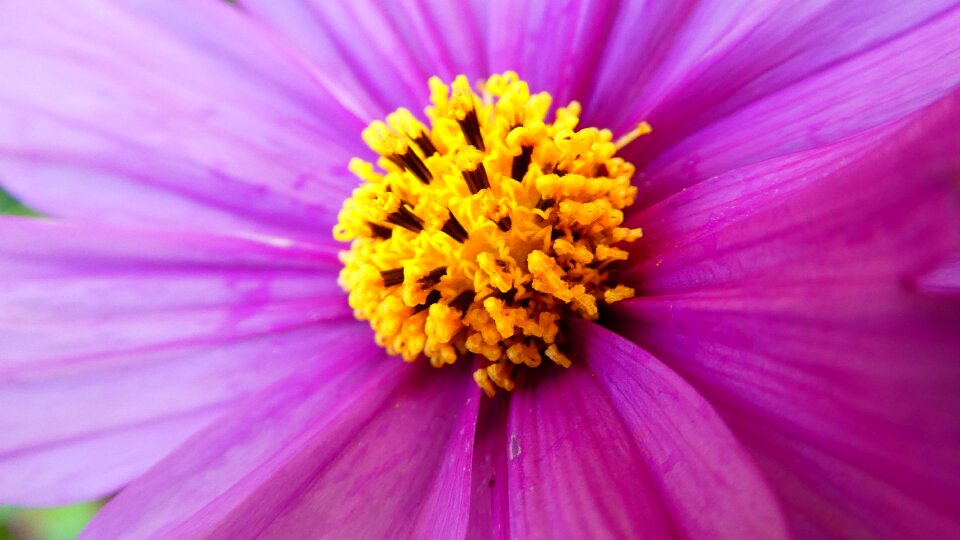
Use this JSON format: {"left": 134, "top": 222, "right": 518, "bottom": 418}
{"left": 1, "top": 0, "right": 960, "bottom": 538}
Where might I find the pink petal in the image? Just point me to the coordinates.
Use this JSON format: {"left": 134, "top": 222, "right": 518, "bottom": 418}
{"left": 0, "top": 0, "right": 364, "bottom": 239}
{"left": 503, "top": 354, "right": 673, "bottom": 538}
{"left": 83, "top": 357, "right": 481, "bottom": 539}
{"left": 466, "top": 395, "right": 512, "bottom": 539}
{"left": 484, "top": 0, "right": 623, "bottom": 106}
{"left": 572, "top": 319, "right": 789, "bottom": 539}
{"left": 612, "top": 91, "right": 960, "bottom": 536}
{"left": 631, "top": 3, "right": 960, "bottom": 206}
{"left": 241, "top": 1, "right": 490, "bottom": 112}
{"left": 915, "top": 255, "right": 960, "bottom": 297}
{"left": 0, "top": 218, "right": 354, "bottom": 505}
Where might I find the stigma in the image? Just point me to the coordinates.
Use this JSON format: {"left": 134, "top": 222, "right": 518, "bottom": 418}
{"left": 334, "top": 72, "right": 647, "bottom": 396}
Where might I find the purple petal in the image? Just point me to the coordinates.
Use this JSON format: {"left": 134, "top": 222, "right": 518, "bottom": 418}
{"left": 82, "top": 355, "right": 480, "bottom": 539}
{"left": 612, "top": 92, "right": 960, "bottom": 536}
{"left": 484, "top": 0, "right": 623, "bottom": 105}
{"left": 241, "top": 0, "right": 490, "bottom": 111}
{"left": 915, "top": 255, "right": 960, "bottom": 296}
{"left": 590, "top": 2, "right": 960, "bottom": 206}
{"left": 503, "top": 355, "right": 674, "bottom": 538}
{"left": 466, "top": 395, "right": 512, "bottom": 539}
{"left": 0, "top": 0, "right": 364, "bottom": 239}
{"left": 571, "top": 319, "right": 789, "bottom": 539}
{"left": 0, "top": 218, "right": 354, "bottom": 505}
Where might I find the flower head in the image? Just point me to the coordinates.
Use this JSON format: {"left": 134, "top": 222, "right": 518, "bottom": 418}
{"left": 1, "top": 1, "right": 960, "bottom": 539}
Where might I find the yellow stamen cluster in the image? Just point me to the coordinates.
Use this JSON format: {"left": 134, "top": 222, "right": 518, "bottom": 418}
{"left": 334, "top": 72, "right": 647, "bottom": 396}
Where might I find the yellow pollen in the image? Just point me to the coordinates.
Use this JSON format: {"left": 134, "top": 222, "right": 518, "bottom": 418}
{"left": 334, "top": 73, "right": 647, "bottom": 396}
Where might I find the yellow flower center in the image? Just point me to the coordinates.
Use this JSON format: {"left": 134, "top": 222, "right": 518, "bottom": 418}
{"left": 334, "top": 72, "right": 649, "bottom": 396}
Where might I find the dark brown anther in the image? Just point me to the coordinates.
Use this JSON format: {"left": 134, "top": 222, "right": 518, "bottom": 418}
{"left": 511, "top": 145, "right": 533, "bottom": 182}
{"left": 391, "top": 149, "right": 432, "bottom": 185}
{"left": 413, "top": 289, "right": 443, "bottom": 314}
{"left": 496, "top": 288, "right": 517, "bottom": 304}
{"left": 441, "top": 213, "right": 469, "bottom": 243}
{"left": 449, "top": 290, "right": 476, "bottom": 313}
{"left": 414, "top": 134, "right": 438, "bottom": 157}
{"left": 535, "top": 197, "right": 555, "bottom": 211}
{"left": 418, "top": 267, "right": 447, "bottom": 289}
{"left": 380, "top": 268, "right": 405, "bottom": 287}
{"left": 386, "top": 204, "right": 424, "bottom": 233}
{"left": 462, "top": 162, "right": 490, "bottom": 194}
{"left": 496, "top": 215, "right": 512, "bottom": 232}
{"left": 368, "top": 222, "right": 393, "bottom": 239}
{"left": 457, "top": 109, "right": 485, "bottom": 151}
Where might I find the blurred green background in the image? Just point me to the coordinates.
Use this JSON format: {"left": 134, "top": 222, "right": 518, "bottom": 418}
{"left": 0, "top": 189, "right": 98, "bottom": 538}
{"left": 0, "top": 190, "right": 35, "bottom": 217}
{"left": 0, "top": 504, "right": 101, "bottom": 540}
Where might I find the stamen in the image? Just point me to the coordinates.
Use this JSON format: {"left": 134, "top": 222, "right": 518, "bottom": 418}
{"left": 391, "top": 149, "right": 432, "bottom": 184}
{"left": 535, "top": 198, "right": 555, "bottom": 211}
{"left": 613, "top": 121, "right": 652, "bottom": 151}
{"left": 414, "top": 134, "right": 438, "bottom": 157}
{"left": 418, "top": 267, "right": 447, "bottom": 288}
{"left": 511, "top": 145, "right": 533, "bottom": 181}
{"left": 385, "top": 205, "right": 424, "bottom": 233}
{"left": 368, "top": 222, "right": 393, "bottom": 239}
{"left": 449, "top": 290, "right": 476, "bottom": 313}
{"left": 458, "top": 147, "right": 490, "bottom": 194}
{"left": 413, "top": 289, "right": 442, "bottom": 314}
{"left": 458, "top": 109, "right": 485, "bottom": 151}
{"left": 380, "top": 268, "right": 405, "bottom": 287}
{"left": 441, "top": 214, "right": 469, "bottom": 242}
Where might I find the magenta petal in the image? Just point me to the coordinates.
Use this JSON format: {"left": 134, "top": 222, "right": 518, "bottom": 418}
{"left": 625, "top": 3, "right": 960, "bottom": 206}
{"left": 624, "top": 89, "right": 960, "bottom": 292}
{"left": 466, "top": 395, "right": 512, "bottom": 539}
{"left": 0, "top": 0, "right": 363, "bottom": 238}
{"left": 82, "top": 356, "right": 480, "bottom": 539}
{"left": 484, "top": 0, "right": 623, "bottom": 105}
{"left": 613, "top": 93, "right": 960, "bottom": 536}
{"left": 915, "top": 255, "right": 960, "bottom": 296}
{"left": 504, "top": 353, "right": 673, "bottom": 538}
{"left": 242, "top": 1, "right": 489, "bottom": 112}
{"left": 571, "top": 319, "right": 789, "bottom": 539}
{"left": 0, "top": 219, "right": 353, "bottom": 505}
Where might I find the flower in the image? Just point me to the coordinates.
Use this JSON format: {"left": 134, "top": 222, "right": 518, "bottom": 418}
{"left": 1, "top": 1, "right": 959, "bottom": 538}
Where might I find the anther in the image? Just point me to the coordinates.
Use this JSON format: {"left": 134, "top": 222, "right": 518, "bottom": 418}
{"left": 462, "top": 163, "right": 490, "bottom": 194}
{"left": 386, "top": 205, "right": 424, "bottom": 233}
{"left": 535, "top": 198, "right": 555, "bottom": 211}
{"left": 414, "top": 134, "right": 438, "bottom": 157}
{"left": 390, "top": 149, "right": 432, "bottom": 185}
{"left": 368, "top": 222, "right": 393, "bottom": 239}
{"left": 496, "top": 216, "right": 512, "bottom": 232}
{"left": 449, "top": 290, "right": 476, "bottom": 314}
{"left": 380, "top": 268, "right": 405, "bottom": 287}
{"left": 458, "top": 109, "right": 485, "bottom": 151}
{"left": 511, "top": 146, "right": 533, "bottom": 182}
{"left": 413, "top": 289, "right": 442, "bottom": 314}
{"left": 418, "top": 267, "right": 447, "bottom": 288}
{"left": 441, "top": 213, "right": 469, "bottom": 242}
